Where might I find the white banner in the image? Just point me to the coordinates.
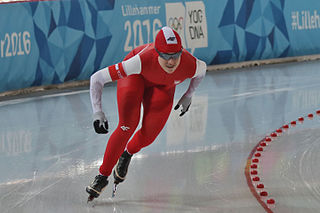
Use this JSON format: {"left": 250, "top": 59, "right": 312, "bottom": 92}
{"left": 165, "top": 1, "right": 208, "bottom": 51}
{"left": 185, "top": 1, "right": 208, "bottom": 49}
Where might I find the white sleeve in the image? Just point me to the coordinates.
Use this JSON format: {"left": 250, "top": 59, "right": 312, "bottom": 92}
{"left": 90, "top": 68, "right": 110, "bottom": 114}
{"left": 184, "top": 59, "right": 207, "bottom": 97}
{"left": 193, "top": 59, "right": 207, "bottom": 78}
{"left": 122, "top": 54, "right": 142, "bottom": 75}
{"left": 89, "top": 54, "right": 142, "bottom": 114}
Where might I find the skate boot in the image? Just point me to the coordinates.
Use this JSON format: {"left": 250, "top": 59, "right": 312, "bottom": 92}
{"left": 113, "top": 151, "right": 133, "bottom": 184}
{"left": 86, "top": 175, "right": 108, "bottom": 202}
{"left": 112, "top": 151, "right": 132, "bottom": 197}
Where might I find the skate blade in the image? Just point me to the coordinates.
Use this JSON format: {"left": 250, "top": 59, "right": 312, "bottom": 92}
{"left": 87, "top": 195, "right": 95, "bottom": 203}
{"left": 112, "top": 184, "right": 118, "bottom": 198}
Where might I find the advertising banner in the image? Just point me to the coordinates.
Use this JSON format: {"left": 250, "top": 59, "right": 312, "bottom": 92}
{"left": 0, "top": 0, "right": 320, "bottom": 92}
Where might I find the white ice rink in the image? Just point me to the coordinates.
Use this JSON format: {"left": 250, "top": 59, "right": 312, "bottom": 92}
{"left": 1, "top": 60, "right": 320, "bottom": 212}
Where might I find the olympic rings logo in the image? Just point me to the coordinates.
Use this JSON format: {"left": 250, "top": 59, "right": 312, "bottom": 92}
{"left": 168, "top": 16, "right": 184, "bottom": 31}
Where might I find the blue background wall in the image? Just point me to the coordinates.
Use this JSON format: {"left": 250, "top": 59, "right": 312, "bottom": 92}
{"left": 1, "top": 0, "right": 320, "bottom": 92}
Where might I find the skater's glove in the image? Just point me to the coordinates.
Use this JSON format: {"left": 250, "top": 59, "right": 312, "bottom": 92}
{"left": 93, "top": 111, "right": 109, "bottom": 134}
{"left": 174, "top": 94, "right": 192, "bottom": 116}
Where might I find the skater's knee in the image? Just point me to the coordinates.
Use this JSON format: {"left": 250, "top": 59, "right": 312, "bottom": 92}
{"left": 132, "top": 133, "right": 154, "bottom": 151}
{"left": 140, "top": 128, "right": 158, "bottom": 144}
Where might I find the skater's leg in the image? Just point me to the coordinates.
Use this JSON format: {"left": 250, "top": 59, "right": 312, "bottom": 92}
{"left": 99, "top": 75, "right": 144, "bottom": 176}
{"left": 126, "top": 86, "right": 175, "bottom": 154}
{"left": 112, "top": 86, "right": 174, "bottom": 191}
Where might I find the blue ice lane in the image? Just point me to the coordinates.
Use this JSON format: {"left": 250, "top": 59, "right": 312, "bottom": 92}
{"left": 0, "top": 60, "right": 320, "bottom": 212}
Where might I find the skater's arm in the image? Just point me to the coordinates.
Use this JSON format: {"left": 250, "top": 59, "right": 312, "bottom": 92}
{"left": 89, "top": 55, "right": 142, "bottom": 134}
{"left": 90, "top": 69, "right": 108, "bottom": 114}
{"left": 184, "top": 59, "right": 207, "bottom": 98}
{"left": 90, "top": 55, "right": 142, "bottom": 113}
{"left": 174, "top": 59, "right": 206, "bottom": 116}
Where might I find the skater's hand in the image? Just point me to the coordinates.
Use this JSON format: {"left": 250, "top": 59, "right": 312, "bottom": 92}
{"left": 174, "top": 94, "right": 191, "bottom": 116}
{"left": 93, "top": 111, "right": 109, "bottom": 134}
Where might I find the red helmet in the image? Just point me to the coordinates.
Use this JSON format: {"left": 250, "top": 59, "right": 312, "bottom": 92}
{"left": 155, "top": 26, "right": 182, "bottom": 53}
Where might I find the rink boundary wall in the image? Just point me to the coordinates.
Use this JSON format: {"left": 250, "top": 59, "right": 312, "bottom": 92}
{"left": 1, "top": 54, "right": 320, "bottom": 100}
{"left": 1, "top": 0, "right": 320, "bottom": 93}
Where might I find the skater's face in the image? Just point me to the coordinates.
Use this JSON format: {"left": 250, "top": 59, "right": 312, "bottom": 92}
{"left": 157, "top": 50, "right": 182, "bottom": 74}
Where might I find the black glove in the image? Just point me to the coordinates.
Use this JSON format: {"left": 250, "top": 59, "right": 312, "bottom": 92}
{"left": 174, "top": 94, "right": 192, "bottom": 116}
{"left": 93, "top": 111, "right": 109, "bottom": 134}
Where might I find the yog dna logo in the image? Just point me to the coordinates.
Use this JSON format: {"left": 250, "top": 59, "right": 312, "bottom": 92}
{"left": 165, "top": 1, "right": 208, "bottom": 54}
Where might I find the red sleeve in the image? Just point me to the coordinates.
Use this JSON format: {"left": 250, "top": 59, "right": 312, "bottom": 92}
{"left": 108, "top": 63, "right": 127, "bottom": 81}
{"left": 124, "top": 51, "right": 135, "bottom": 61}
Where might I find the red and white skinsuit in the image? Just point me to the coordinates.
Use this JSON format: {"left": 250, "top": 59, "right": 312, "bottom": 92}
{"left": 90, "top": 43, "right": 206, "bottom": 177}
